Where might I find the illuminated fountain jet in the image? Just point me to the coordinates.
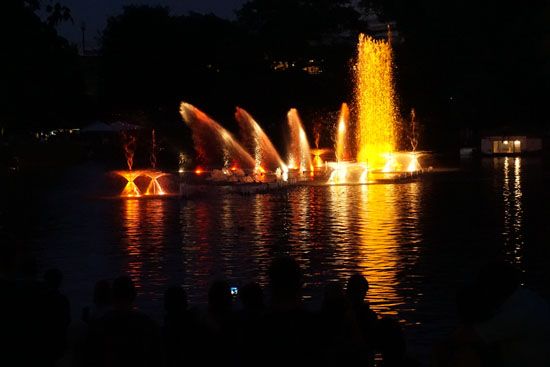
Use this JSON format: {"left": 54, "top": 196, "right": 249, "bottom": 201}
{"left": 117, "top": 170, "right": 143, "bottom": 197}
{"left": 355, "top": 33, "right": 397, "bottom": 169}
{"left": 287, "top": 108, "right": 313, "bottom": 172}
{"left": 234, "top": 107, "right": 288, "bottom": 174}
{"left": 311, "top": 148, "right": 330, "bottom": 169}
{"left": 117, "top": 132, "right": 143, "bottom": 197}
{"left": 179, "top": 102, "right": 256, "bottom": 171}
{"left": 144, "top": 170, "right": 167, "bottom": 196}
{"left": 335, "top": 103, "right": 351, "bottom": 162}
{"left": 326, "top": 33, "right": 422, "bottom": 184}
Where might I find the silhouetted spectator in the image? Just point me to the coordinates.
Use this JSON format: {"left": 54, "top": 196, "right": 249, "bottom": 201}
{"left": 239, "top": 282, "right": 264, "bottom": 315}
{"left": 260, "top": 256, "right": 321, "bottom": 366}
{"left": 201, "top": 280, "right": 237, "bottom": 365}
{"left": 86, "top": 276, "right": 161, "bottom": 367}
{"left": 346, "top": 273, "right": 378, "bottom": 363}
{"left": 82, "top": 280, "right": 112, "bottom": 323}
{"left": 162, "top": 285, "right": 200, "bottom": 367}
{"left": 434, "top": 261, "right": 550, "bottom": 367}
{"left": 15, "top": 256, "right": 47, "bottom": 367}
{"left": 42, "top": 268, "right": 71, "bottom": 366}
{"left": 320, "top": 283, "right": 366, "bottom": 365}
{"left": 0, "top": 238, "right": 18, "bottom": 365}
{"left": 237, "top": 282, "right": 265, "bottom": 366}
{"left": 377, "top": 317, "right": 409, "bottom": 367}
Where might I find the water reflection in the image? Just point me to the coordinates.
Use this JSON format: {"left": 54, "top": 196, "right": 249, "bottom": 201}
{"left": 324, "top": 181, "right": 423, "bottom": 321}
{"left": 121, "top": 198, "right": 168, "bottom": 292}
{"left": 122, "top": 199, "right": 142, "bottom": 284}
{"left": 357, "top": 184, "right": 403, "bottom": 316}
{"left": 500, "top": 157, "right": 524, "bottom": 270}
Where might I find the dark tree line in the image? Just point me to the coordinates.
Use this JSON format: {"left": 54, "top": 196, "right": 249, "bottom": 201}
{"left": 1, "top": 0, "right": 84, "bottom": 129}
{"left": 362, "top": 0, "right": 549, "bottom": 136}
{"left": 2, "top": 0, "right": 548, "bottom": 151}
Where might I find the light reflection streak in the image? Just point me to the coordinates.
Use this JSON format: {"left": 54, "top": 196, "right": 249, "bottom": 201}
{"left": 121, "top": 198, "right": 167, "bottom": 290}
{"left": 501, "top": 157, "right": 524, "bottom": 270}
{"left": 122, "top": 199, "right": 142, "bottom": 285}
{"left": 357, "top": 184, "right": 403, "bottom": 316}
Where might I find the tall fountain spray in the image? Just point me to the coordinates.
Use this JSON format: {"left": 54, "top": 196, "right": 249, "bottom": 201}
{"left": 180, "top": 102, "right": 256, "bottom": 170}
{"left": 335, "top": 103, "right": 351, "bottom": 162}
{"left": 118, "top": 132, "right": 142, "bottom": 196}
{"left": 287, "top": 108, "right": 313, "bottom": 172}
{"left": 355, "top": 34, "right": 398, "bottom": 169}
{"left": 235, "top": 107, "right": 287, "bottom": 173}
{"left": 150, "top": 129, "right": 157, "bottom": 169}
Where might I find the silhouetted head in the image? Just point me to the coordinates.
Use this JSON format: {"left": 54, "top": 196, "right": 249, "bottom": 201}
{"left": 93, "top": 279, "right": 112, "bottom": 307}
{"left": 239, "top": 282, "right": 264, "bottom": 312}
{"left": 164, "top": 285, "right": 188, "bottom": 314}
{"left": 208, "top": 280, "right": 232, "bottom": 314}
{"left": 43, "top": 268, "right": 63, "bottom": 290}
{"left": 268, "top": 256, "right": 303, "bottom": 302}
{"left": 346, "top": 273, "right": 369, "bottom": 305}
{"left": 112, "top": 276, "right": 136, "bottom": 308}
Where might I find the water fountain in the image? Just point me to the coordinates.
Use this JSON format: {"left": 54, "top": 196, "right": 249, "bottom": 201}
{"left": 325, "top": 33, "right": 422, "bottom": 184}
{"left": 117, "top": 170, "right": 143, "bottom": 197}
{"left": 116, "top": 130, "right": 170, "bottom": 197}
{"left": 178, "top": 32, "right": 424, "bottom": 188}
{"left": 286, "top": 108, "right": 313, "bottom": 173}
{"left": 235, "top": 107, "right": 287, "bottom": 173}
{"left": 180, "top": 102, "right": 256, "bottom": 171}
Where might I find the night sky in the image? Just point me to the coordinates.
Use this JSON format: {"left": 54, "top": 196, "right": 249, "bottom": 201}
{"left": 57, "top": 0, "right": 247, "bottom": 48}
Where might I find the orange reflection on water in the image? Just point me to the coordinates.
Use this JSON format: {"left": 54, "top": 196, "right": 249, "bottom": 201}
{"left": 121, "top": 198, "right": 167, "bottom": 290}
{"left": 500, "top": 157, "right": 524, "bottom": 269}
{"left": 357, "top": 184, "right": 403, "bottom": 317}
{"left": 122, "top": 198, "right": 143, "bottom": 285}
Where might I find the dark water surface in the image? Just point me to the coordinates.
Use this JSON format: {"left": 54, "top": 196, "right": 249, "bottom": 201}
{"left": 6, "top": 157, "right": 550, "bottom": 361}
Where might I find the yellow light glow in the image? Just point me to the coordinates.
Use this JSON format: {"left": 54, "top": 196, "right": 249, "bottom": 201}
{"left": 287, "top": 109, "right": 312, "bottom": 172}
{"left": 335, "top": 103, "right": 350, "bottom": 162}
{"left": 355, "top": 34, "right": 397, "bottom": 169}
{"left": 117, "top": 171, "right": 143, "bottom": 197}
{"left": 514, "top": 140, "right": 520, "bottom": 146}
{"left": 503, "top": 140, "right": 509, "bottom": 145}
{"left": 144, "top": 171, "right": 167, "bottom": 196}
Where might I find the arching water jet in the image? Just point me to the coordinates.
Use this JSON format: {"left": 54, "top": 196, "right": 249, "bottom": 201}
{"left": 179, "top": 102, "right": 256, "bottom": 170}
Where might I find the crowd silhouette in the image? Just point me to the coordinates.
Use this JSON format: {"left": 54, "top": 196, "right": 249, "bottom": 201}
{"left": 1, "top": 253, "right": 549, "bottom": 367}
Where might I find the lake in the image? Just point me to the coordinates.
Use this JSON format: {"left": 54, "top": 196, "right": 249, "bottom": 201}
{"left": 6, "top": 156, "right": 550, "bottom": 361}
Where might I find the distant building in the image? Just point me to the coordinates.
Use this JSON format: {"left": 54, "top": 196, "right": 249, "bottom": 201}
{"left": 481, "top": 135, "right": 542, "bottom": 155}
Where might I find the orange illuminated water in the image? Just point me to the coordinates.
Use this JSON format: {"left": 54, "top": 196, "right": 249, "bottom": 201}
{"left": 34, "top": 158, "right": 541, "bottom": 364}
{"left": 311, "top": 148, "right": 329, "bottom": 169}
{"left": 123, "top": 132, "right": 137, "bottom": 170}
{"left": 287, "top": 108, "right": 313, "bottom": 172}
{"left": 335, "top": 103, "right": 351, "bottom": 162}
{"left": 235, "top": 107, "right": 287, "bottom": 173}
{"left": 180, "top": 102, "right": 256, "bottom": 170}
{"left": 355, "top": 34, "right": 397, "bottom": 169}
{"left": 144, "top": 171, "right": 167, "bottom": 196}
{"left": 116, "top": 170, "right": 169, "bottom": 197}
{"left": 117, "top": 170, "right": 142, "bottom": 197}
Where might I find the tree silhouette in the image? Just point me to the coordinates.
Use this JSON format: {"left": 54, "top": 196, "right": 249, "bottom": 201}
{"left": 1, "top": 0, "right": 83, "bottom": 128}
